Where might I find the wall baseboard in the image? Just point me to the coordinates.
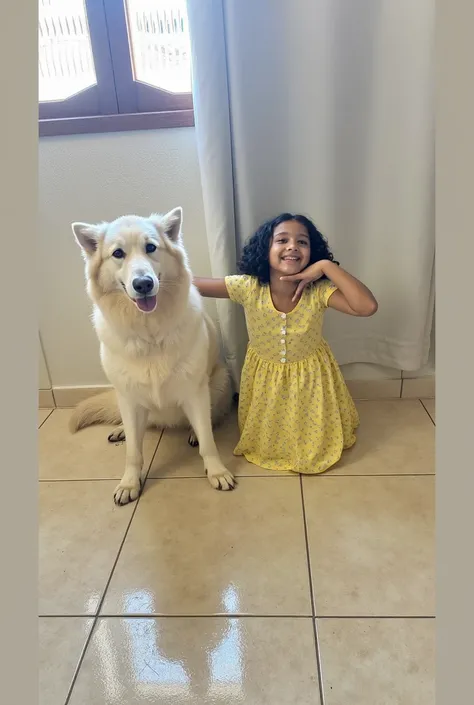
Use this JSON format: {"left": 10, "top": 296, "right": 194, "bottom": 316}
{"left": 39, "top": 389, "right": 55, "bottom": 408}
{"left": 52, "top": 385, "right": 111, "bottom": 408}
{"left": 38, "top": 377, "right": 435, "bottom": 409}
{"left": 345, "top": 379, "right": 402, "bottom": 400}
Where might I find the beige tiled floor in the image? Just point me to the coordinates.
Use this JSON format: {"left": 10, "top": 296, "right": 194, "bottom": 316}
{"left": 317, "top": 618, "right": 435, "bottom": 705}
{"left": 39, "top": 408, "right": 161, "bottom": 480}
{"left": 331, "top": 400, "right": 435, "bottom": 475}
{"left": 39, "top": 399, "right": 435, "bottom": 705}
{"left": 148, "top": 407, "right": 292, "bottom": 478}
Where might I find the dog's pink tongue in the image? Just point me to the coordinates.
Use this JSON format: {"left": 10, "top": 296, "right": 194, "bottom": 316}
{"left": 135, "top": 295, "right": 157, "bottom": 313}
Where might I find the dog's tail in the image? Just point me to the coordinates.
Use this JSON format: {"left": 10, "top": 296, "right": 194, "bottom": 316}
{"left": 69, "top": 364, "right": 233, "bottom": 434}
{"left": 69, "top": 389, "right": 121, "bottom": 433}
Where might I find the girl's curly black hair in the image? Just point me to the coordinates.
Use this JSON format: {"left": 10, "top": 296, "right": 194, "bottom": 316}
{"left": 238, "top": 212, "right": 338, "bottom": 285}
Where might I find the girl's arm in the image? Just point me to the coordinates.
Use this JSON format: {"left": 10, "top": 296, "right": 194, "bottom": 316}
{"left": 281, "top": 260, "right": 378, "bottom": 317}
{"left": 321, "top": 261, "right": 378, "bottom": 317}
{"left": 193, "top": 277, "right": 230, "bottom": 299}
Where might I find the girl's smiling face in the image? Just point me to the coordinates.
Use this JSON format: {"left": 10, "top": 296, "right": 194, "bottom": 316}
{"left": 268, "top": 220, "right": 311, "bottom": 277}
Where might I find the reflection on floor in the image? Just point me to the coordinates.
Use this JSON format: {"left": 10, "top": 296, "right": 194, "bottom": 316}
{"left": 39, "top": 398, "right": 435, "bottom": 705}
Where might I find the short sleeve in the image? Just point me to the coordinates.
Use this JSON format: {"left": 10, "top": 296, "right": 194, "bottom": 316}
{"left": 315, "top": 279, "right": 338, "bottom": 308}
{"left": 224, "top": 275, "right": 256, "bottom": 306}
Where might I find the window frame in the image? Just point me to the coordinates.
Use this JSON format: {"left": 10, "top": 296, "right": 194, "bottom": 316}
{"left": 39, "top": 0, "right": 194, "bottom": 138}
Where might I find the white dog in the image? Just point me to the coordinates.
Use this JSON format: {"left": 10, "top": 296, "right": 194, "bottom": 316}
{"left": 70, "top": 207, "right": 235, "bottom": 505}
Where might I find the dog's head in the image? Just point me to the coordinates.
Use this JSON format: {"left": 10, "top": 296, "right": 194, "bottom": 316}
{"left": 72, "top": 207, "right": 186, "bottom": 314}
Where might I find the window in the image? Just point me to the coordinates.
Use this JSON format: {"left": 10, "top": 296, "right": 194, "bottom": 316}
{"left": 39, "top": 0, "right": 194, "bottom": 137}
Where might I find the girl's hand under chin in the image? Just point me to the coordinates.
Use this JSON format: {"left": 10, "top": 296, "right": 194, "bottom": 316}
{"left": 280, "top": 260, "right": 329, "bottom": 302}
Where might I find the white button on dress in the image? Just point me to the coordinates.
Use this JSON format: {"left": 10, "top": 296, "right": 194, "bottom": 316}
{"left": 279, "top": 315, "right": 287, "bottom": 362}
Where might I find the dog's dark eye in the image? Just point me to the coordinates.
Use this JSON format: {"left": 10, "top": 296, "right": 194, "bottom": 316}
{"left": 145, "top": 243, "right": 157, "bottom": 254}
{"left": 112, "top": 248, "right": 125, "bottom": 259}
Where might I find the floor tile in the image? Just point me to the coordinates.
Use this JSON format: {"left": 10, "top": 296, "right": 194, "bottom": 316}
{"left": 69, "top": 617, "right": 321, "bottom": 704}
{"left": 318, "top": 618, "right": 435, "bottom": 705}
{"left": 401, "top": 377, "right": 435, "bottom": 399}
{"left": 148, "top": 408, "right": 291, "bottom": 478}
{"left": 39, "top": 408, "right": 161, "bottom": 480}
{"left": 39, "top": 481, "right": 135, "bottom": 615}
{"left": 332, "top": 400, "right": 435, "bottom": 475}
{"left": 421, "top": 398, "right": 435, "bottom": 423}
{"left": 39, "top": 617, "right": 93, "bottom": 705}
{"left": 101, "top": 477, "right": 311, "bottom": 616}
{"left": 303, "top": 476, "right": 435, "bottom": 616}
{"left": 38, "top": 408, "right": 53, "bottom": 428}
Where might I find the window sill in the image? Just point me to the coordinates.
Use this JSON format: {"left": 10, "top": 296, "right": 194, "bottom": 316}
{"left": 39, "top": 109, "right": 194, "bottom": 138}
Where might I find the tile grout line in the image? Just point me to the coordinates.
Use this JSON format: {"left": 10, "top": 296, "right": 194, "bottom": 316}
{"left": 144, "top": 428, "right": 165, "bottom": 481}
{"left": 63, "top": 618, "right": 99, "bottom": 705}
{"left": 63, "top": 493, "right": 140, "bottom": 705}
{"left": 309, "top": 614, "right": 436, "bottom": 620}
{"left": 38, "top": 476, "right": 298, "bottom": 482}
{"left": 38, "top": 472, "right": 436, "bottom": 483}
{"left": 40, "top": 613, "right": 436, "bottom": 620}
{"left": 295, "top": 473, "right": 435, "bottom": 479}
{"left": 63, "top": 434, "right": 163, "bottom": 705}
{"left": 38, "top": 408, "right": 54, "bottom": 429}
{"left": 45, "top": 613, "right": 314, "bottom": 619}
{"left": 419, "top": 398, "right": 436, "bottom": 426}
{"left": 313, "top": 619, "right": 327, "bottom": 705}
{"left": 146, "top": 472, "right": 297, "bottom": 480}
{"left": 299, "top": 475, "right": 326, "bottom": 705}
{"left": 299, "top": 476, "right": 316, "bottom": 618}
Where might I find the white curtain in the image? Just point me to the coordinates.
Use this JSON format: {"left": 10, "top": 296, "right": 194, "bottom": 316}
{"left": 187, "top": 0, "right": 435, "bottom": 385}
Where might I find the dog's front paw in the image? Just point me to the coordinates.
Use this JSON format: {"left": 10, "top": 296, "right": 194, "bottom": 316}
{"left": 206, "top": 464, "right": 236, "bottom": 491}
{"left": 188, "top": 430, "right": 199, "bottom": 447}
{"left": 108, "top": 426, "right": 126, "bottom": 443}
{"left": 113, "top": 480, "right": 141, "bottom": 506}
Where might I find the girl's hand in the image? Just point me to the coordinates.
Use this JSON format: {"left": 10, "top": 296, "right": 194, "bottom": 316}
{"left": 280, "top": 261, "right": 328, "bottom": 302}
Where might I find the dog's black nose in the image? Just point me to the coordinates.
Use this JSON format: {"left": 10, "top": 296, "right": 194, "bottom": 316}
{"left": 132, "top": 276, "right": 154, "bottom": 295}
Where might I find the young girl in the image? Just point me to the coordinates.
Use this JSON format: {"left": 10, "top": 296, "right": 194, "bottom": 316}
{"left": 193, "top": 213, "right": 378, "bottom": 475}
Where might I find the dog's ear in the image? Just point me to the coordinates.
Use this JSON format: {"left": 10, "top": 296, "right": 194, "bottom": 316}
{"left": 71, "top": 222, "right": 101, "bottom": 256}
{"left": 160, "top": 207, "right": 183, "bottom": 243}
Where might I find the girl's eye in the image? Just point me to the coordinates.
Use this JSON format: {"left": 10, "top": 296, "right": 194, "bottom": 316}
{"left": 145, "top": 243, "right": 157, "bottom": 254}
{"left": 112, "top": 248, "right": 125, "bottom": 259}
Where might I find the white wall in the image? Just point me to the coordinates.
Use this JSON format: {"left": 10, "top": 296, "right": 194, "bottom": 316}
{"left": 39, "top": 127, "right": 433, "bottom": 389}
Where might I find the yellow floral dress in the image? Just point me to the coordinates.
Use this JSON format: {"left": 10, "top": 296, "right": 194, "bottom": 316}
{"left": 225, "top": 274, "right": 359, "bottom": 474}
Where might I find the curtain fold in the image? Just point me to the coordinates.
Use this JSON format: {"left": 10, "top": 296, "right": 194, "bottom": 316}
{"left": 187, "top": 0, "right": 248, "bottom": 387}
{"left": 187, "top": 0, "right": 435, "bottom": 377}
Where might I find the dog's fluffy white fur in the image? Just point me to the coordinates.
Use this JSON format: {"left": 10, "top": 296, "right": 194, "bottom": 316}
{"left": 70, "top": 207, "right": 235, "bottom": 505}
